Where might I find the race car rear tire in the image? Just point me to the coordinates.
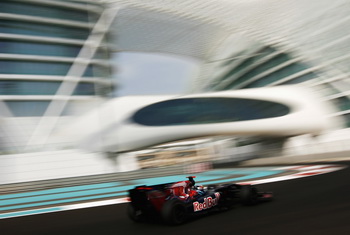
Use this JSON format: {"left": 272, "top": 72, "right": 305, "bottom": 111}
{"left": 240, "top": 185, "right": 258, "bottom": 206}
{"left": 127, "top": 204, "right": 143, "bottom": 222}
{"left": 161, "top": 199, "right": 187, "bottom": 225}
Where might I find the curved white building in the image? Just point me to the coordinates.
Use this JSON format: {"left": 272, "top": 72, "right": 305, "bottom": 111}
{"left": 1, "top": 0, "right": 350, "bottom": 155}
{"left": 1, "top": 0, "right": 350, "bottom": 182}
{"left": 102, "top": 0, "right": 350, "bottom": 128}
{"left": 92, "top": 0, "right": 350, "bottom": 158}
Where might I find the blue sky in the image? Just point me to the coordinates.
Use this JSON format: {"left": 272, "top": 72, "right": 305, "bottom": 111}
{"left": 112, "top": 52, "right": 200, "bottom": 96}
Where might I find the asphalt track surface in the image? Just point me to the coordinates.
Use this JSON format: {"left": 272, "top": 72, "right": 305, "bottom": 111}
{"left": 1, "top": 161, "right": 350, "bottom": 235}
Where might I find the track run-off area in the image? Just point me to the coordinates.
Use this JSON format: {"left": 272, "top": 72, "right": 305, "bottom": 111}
{"left": 0, "top": 164, "right": 345, "bottom": 218}
{"left": 0, "top": 161, "right": 350, "bottom": 235}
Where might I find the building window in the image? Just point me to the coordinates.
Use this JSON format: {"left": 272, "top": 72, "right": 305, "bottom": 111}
{"left": 5, "top": 101, "right": 50, "bottom": 116}
{"left": 344, "top": 113, "right": 350, "bottom": 127}
{"left": 132, "top": 97, "right": 290, "bottom": 126}
{"left": 245, "top": 63, "right": 310, "bottom": 88}
{"left": 0, "top": 61, "right": 109, "bottom": 77}
{"left": 0, "top": 40, "right": 109, "bottom": 59}
{"left": 333, "top": 96, "right": 350, "bottom": 111}
{"left": 0, "top": 40, "right": 81, "bottom": 57}
{"left": 0, "top": 81, "right": 100, "bottom": 96}
{"left": 0, "top": 20, "right": 90, "bottom": 39}
{"left": 0, "top": 1, "right": 99, "bottom": 22}
{"left": 281, "top": 72, "right": 318, "bottom": 85}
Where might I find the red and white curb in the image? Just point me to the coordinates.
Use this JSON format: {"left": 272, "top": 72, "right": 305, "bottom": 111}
{"left": 240, "top": 164, "right": 346, "bottom": 185}
{"left": 0, "top": 198, "right": 130, "bottom": 219}
{"left": 61, "top": 197, "right": 130, "bottom": 210}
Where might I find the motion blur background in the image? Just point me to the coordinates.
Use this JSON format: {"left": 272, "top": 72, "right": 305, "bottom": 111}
{"left": 1, "top": 0, "right": 350, "bottom": 184}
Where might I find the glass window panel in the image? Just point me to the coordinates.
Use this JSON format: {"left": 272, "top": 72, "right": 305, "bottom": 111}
{"left": 0, "top": 1, "right": 99, "bottom": 22}
{"left": 0, "top": 40, "right": 109, "bottom": 59}
{"left": 281, "top": 72, "right": 317, "bottom": 85}
{"left": 73, "top": 82, "right": 95, "bottom": 96}
{"left": 132, "top": 97, "right": 290, "bottom": 126}
{"left": 0, "top": 20, "right": 90, "bottom": 39}
{"left": 343, "top": 113, "right": 350, "bottom": 128}
{"left": 219, "top": 47, "right": 277, "bottom": 87}
{"left": 0, "top": 61, "right": 71, "bottom": 75}
{"left": 245, "top": 63, "right": 309, "bottom": 88}
{"left": 94, "top": 47, "right": 110, "bottom": 60}
{"left": 84, "top": 64, "right": 110, "bottom": 77}
{"left": 0, "top": 40, "right": 81, "bottom": 57}
{"left": 0, "top": 81, "right": 60, "bottom": 95}
{"left": 5, "top": 101, "right": 49, "bottom": 116}
{"left": 333, "top": 96, "right": 350, "bottom": 111}
{"left": 227, "top": 53, "right": 292, "bottom": 88}
{"left": 0, "top": 81, "right": 101, "bottom": 96}
{"left": 0, "top": 61, "right": 108, "bottom": 77}
{"left": 94, "top": 83, "right": 113, "bottom": 96}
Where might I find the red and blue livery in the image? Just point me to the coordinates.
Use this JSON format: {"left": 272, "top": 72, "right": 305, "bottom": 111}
{"left": 127, "top": 176, "right": 273, "bottom": 225}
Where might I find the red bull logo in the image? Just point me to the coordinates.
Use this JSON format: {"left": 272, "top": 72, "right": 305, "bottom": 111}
{"left": 193, "top": 192, "right": 220, "bottom": 212}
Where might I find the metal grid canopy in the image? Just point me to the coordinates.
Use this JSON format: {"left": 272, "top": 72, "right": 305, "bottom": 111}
{"left": 107, "top": 5, "right": 229, "bottom": 59}
{"left": 104, "top": 0, "right": 350, "bottom": 126}
{"left": 103, "top": 0, "right": 350, "bottom": 58}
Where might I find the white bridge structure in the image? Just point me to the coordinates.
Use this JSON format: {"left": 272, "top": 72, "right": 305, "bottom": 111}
{"left": 62, "top": 85, "right": 338, "bottom": 153}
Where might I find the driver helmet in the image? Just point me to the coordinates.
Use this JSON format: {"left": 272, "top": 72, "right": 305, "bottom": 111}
{"left": 196, "top": 185, "right": 204, "bottom": 191}
{"left": 196, "top": 185, "right": 205, "bottom": 195}
{"left": 196, "top": 185, "right": 205, "bottom": 196}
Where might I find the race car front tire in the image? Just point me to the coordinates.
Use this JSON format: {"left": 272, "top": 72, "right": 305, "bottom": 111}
{"left": 240, "top": 185, "right": 258, "bottom": 206}
{"left": 161, "top": 199, "right": 188, "bottom": 225}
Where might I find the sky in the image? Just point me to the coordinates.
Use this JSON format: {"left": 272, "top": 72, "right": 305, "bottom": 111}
{"left": 112, "top": 52, "right": 200, "bottom": 96}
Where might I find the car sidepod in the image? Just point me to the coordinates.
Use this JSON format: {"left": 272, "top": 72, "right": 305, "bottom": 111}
{"left": 191, "top": 192, "right": 221, "bottom": 213}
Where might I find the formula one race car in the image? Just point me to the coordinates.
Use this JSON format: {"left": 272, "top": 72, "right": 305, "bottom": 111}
{"left": 127, "top": 176, "right": 273, "bottom": 225}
